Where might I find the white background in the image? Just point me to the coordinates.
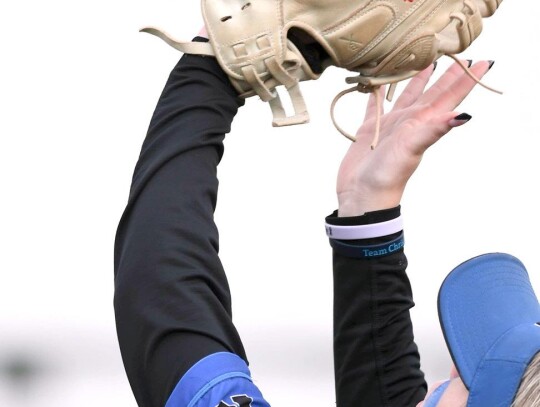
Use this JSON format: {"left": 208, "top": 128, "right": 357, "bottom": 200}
{"left": 1, "top": 1, "right": 538, "bottom": 406}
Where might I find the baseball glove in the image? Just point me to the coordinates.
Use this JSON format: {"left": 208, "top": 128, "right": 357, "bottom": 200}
{"left": 141, "top": 0, "right": 502, "bottom": 146}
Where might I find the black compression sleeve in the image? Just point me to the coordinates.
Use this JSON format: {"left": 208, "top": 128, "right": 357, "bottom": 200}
{"left": 113, "top": 39, "right": 247, "bottom": 407}
{"left": 333, "top": 249, "right": 427, "bottom": 407}
{"left": 329, "top": 209, "right": 427, "bottom": 407}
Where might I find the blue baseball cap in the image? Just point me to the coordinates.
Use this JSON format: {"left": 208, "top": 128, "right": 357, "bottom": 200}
{"left": 436, "top": 252, "right": 540, "bottom": 407}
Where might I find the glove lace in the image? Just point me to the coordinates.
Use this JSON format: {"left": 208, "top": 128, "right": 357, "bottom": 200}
{"left": 330, "top": 55, "right": 502, "bottom": 148}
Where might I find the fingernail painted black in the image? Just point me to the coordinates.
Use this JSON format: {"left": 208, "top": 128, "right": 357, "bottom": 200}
{"left": 454, "top": 113, "right": 472, "bottom": 121}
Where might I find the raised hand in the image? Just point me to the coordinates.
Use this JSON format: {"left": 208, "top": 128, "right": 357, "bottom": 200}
{"left": 336, "top": 60, "right": 493, "bottom": 217}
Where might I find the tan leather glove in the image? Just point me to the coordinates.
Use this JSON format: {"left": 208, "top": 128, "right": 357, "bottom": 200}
{"left": 141, "top": 0, "right": 502, "bottom": 139}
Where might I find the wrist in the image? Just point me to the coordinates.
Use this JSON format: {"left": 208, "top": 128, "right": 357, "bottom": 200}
{"left": 337, "top": 189, "right": 401, "bottom": 217}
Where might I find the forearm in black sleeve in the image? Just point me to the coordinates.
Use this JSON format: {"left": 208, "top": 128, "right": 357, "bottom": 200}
{"left": 113, "top": 38, "right": 247, "bottom": 407}
{"left": 327, "top": 208, "right": 427, "bottom": 407}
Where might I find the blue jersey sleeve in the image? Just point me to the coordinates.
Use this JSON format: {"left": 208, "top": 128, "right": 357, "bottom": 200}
{"left": 165, "top": 352, "right": 271, "bottom": 407}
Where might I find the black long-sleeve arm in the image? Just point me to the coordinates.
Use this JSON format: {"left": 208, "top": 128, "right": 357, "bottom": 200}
{"left": 113, "top": 40, "right": 247, "bottom": 407}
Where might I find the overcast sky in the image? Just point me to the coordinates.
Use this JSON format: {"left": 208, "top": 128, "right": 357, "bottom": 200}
{"left": 1, "top": 1, "right": 538, "bottom": 406}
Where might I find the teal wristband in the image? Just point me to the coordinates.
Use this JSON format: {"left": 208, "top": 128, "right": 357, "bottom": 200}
{"left": 329, "top": 233, "right": 404, "bottom": 259}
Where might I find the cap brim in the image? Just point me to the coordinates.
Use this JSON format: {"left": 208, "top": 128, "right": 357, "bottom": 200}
{"left": 438, "top": 252, "right": 540, "bottom": 389}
